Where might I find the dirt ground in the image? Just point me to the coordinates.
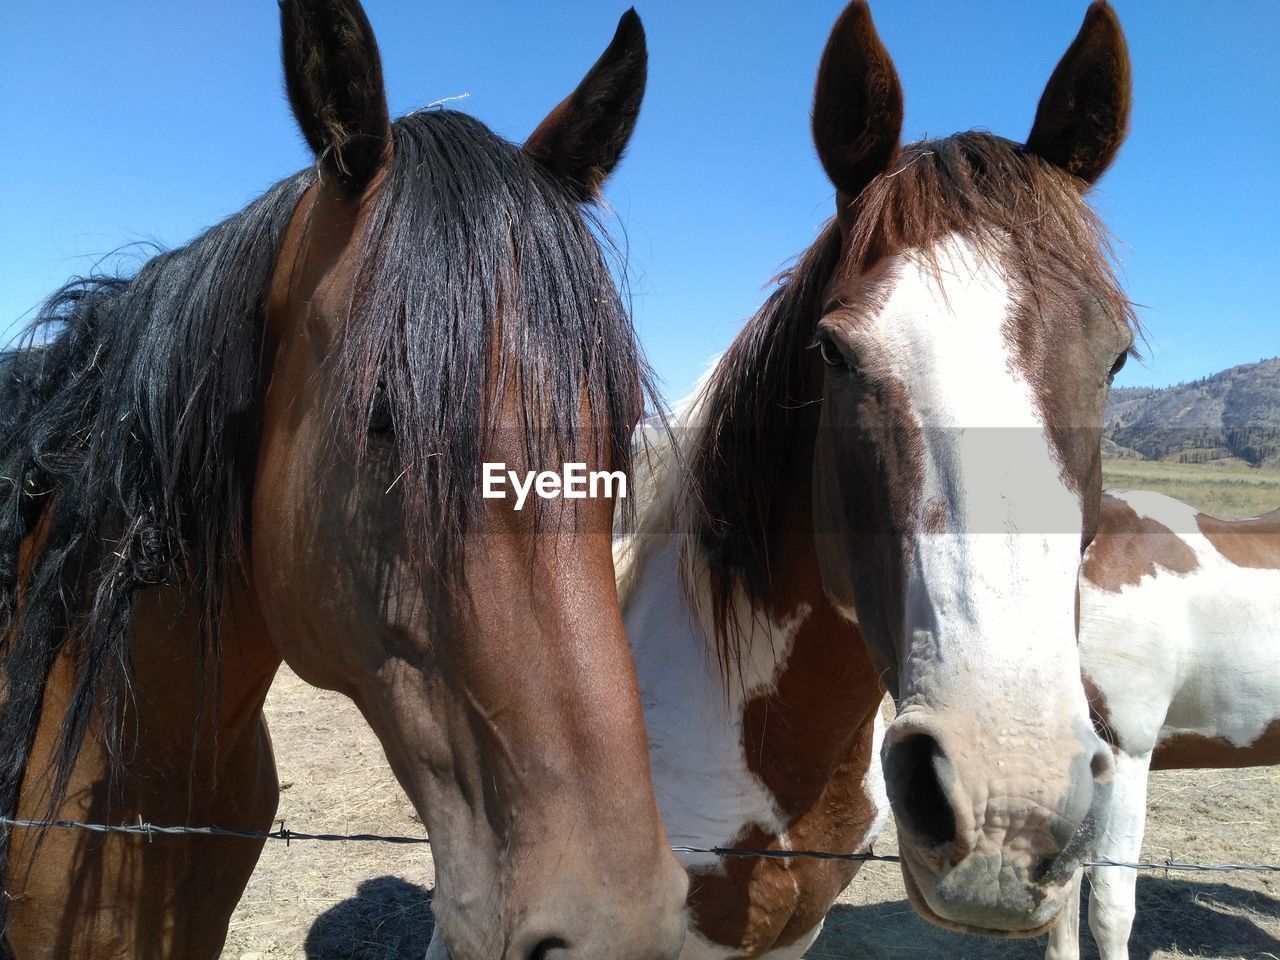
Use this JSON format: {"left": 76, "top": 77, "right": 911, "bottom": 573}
{"left": 221, "top": 668, "right": 1279, "bottom": 960}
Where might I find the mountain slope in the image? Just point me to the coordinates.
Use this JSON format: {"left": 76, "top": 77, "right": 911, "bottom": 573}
{"left": 1104, "top": 357, "right": 1280, "bottom": 467}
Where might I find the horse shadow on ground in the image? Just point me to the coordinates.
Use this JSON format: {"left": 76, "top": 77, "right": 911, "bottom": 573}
{"left": 814, "top": 877, "right": 1280, "bottom": 959}
{"left": 301, "top": 875, "right": 1278, "bottom": 959}
{"left": 304, "top": 876, "right": 434, "bottom": 960}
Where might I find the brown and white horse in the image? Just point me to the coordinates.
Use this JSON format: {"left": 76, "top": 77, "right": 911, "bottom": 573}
{"left": 1, "top": 2, "right": 686, "bottom": 958}
{"left": 1047, "top": 490, "right": 1280, "bottom": 960}
{"left": 617, "top": 2, "right": 1135, "bottom": 954}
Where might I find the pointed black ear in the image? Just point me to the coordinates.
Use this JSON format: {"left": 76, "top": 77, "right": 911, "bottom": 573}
{"left": 524, "top": 9, "right": 647, "bottom": 201}
{"left": 812, "top": 1, "right": 904, "bottom": 204}
{"left": 1026, "top": 1, "right": 1131, "bottom": 186}
{"left": 280, "top": 0, "right": 392, "bottom": 188}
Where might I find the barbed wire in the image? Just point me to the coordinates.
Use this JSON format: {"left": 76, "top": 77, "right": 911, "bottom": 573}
{"left": 673, "top": 844, "right": 902, "bottom": 864}
{"left": 0, "top": 816, "right": 428, "bottom": 846}
{"left": 2, "top": 815, "right": 1278, "bottom": 874}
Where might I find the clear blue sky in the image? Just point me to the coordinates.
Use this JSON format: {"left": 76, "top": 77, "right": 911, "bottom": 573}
{"left": 2, "top": 2, "right": 1277, "bottom": 401}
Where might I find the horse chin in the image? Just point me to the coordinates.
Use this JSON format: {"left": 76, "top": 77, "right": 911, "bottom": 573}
{"left": 898, "top": 855, "right": 1066, "bottom": 939}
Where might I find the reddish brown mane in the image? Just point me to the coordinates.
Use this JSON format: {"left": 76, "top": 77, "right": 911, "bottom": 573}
{"left": 677, "top": 223, "right": 841, "bottom": 668}
{"left": 843, "top": 134, "right": 1132, "bottom": 314}
{"left": 687, "top": 132, "right": 1136, "bottom": 662}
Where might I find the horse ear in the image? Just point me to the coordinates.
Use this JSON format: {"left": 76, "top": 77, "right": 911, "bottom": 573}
{"left": 279, "top": 0, "right": 392, "bottom": 188}
{"left": 812, "top": 1, "right": 904, "bottom": 203}
{"left": 524, "top": 9, "right": 647, "bottom": 201}
{"left": 1026, "top": 1, "right": 1131, "bottom": 186}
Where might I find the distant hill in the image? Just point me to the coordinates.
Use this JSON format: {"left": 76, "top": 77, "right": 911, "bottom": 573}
{"left": 1104, "top": 358, "right": 1280, "bottom": 468}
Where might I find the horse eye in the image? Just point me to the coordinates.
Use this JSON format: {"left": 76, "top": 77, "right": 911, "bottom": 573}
{"left": 1107, "top": 351, "right": 1128, "bottom": 382}
{"left": 811, "top": 334, "right": 849, "bottom": 370}
{"left": 368, "top": 380, "right": 394, "bottom": 436}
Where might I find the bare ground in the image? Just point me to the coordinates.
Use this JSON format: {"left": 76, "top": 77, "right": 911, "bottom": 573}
{"left": 222, "top": 668, "right": 1279, "bottom": 960}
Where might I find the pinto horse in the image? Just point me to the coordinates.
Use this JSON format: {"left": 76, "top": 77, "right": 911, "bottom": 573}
{"left": 0, "top": 2, "right": 688, "bottom": 958}
{"left": 617, "top": 2, "right": 1135, "bottom": 954}
{"left": 1046, "top": 490, "right": 1280, "bottom": 960}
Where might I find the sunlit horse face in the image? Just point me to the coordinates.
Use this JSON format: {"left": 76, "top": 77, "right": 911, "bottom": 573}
{"left": 252, "top": 3, "right": 686, "bottom": 958}
{"left": 809, "top": 2, "right": 1135, "bottom": 936}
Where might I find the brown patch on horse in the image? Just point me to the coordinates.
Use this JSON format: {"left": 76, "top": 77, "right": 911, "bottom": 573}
{"left": 741, "top": 607, "right": 880, "bottom": 822}
{"left": 1151, "top": 718, "right": 1280, "bottom": 771}
{"left": 1082, "top": 673, "right": 1120, "bottom": 751}
{"left": 688, "top": 687, "right": 880, "bottom": 954}
{"left": 687, "top": 823, "right": 804, "bottom": 956}
{"left": 1196, "top": 510, "right": 1280, "bottom": 570}
{"left": 816, "top": 256, "right": 931, "bottom": 545}
{"left": 687, "top": 490, "right": 886, "bottom": 954}
{"left": 810, "top": 342, "right": 927, "bottom": 693}
{"left": 1083, "top": 496, "right": 1199, "bottom": 593}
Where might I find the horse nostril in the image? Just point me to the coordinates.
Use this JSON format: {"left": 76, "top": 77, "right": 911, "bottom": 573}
{"left": 884, "top": 733, "right": 957, "bottom": 849}
{"left": 1031, "top": 853, "right": 1058, "bottom": 883}
{"left": 527, "top": 937, "right": 568, "bottom": 960}
{"left": 1090, "top": 744, "right": 1115, "bottom": 782}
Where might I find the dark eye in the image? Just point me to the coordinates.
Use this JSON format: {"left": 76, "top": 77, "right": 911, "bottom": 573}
{"left": 368, "top": 379, "right": 394, "bottom": 437}
{"left": 810, "top": 332, "right": 850, "bottom": 370}
{"left": 1107, "top": 351, "right": 1128, "bottom": 383}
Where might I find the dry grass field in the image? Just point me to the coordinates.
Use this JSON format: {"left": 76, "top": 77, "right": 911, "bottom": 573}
{"left": 222, "top": 671, "right": 1279, "bottom": 960}
{"left": 223, "top": 462, "right": 1280, "bottom": 959}
{"left": 1102, "top": 460, "right": 1280, "bottom": 520}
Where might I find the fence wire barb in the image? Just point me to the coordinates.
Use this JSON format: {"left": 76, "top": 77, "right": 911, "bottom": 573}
{"left": 2, "top": 816, "right": 1278, "bottom": 874}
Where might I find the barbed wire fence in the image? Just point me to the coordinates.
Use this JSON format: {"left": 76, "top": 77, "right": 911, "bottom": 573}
{"left": 3, "top": 815, "right": 1278, "bottom": 875}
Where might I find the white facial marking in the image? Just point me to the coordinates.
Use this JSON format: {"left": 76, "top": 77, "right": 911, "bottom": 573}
{"left": 866, "top": 235, "right": 1086, "bottom": 720}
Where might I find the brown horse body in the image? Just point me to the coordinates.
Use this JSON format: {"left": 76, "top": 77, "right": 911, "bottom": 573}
{"left": 1, "top": 2, "right": 686, "bottom": 957}
{"left": 6, "top": 574, "right": 279, "bottom": 956}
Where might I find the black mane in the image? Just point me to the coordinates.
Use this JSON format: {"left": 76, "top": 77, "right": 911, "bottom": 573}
{"left": 0, "top": 109, "right": 650, "bottom": 910}
{"left": 1, "top": 170, "right": 311, "bottom": 844}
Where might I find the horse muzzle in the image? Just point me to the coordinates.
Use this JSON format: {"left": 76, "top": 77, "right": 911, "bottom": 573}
{"left": 882, "top": 709, "right": 1113, "bottom": 935}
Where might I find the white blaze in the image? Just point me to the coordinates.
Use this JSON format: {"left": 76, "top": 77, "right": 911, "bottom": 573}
{"left": 866, "top": 236, "right": 1087, "bottom": 721}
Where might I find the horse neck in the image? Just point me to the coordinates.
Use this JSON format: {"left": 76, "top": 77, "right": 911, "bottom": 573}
{"left": 6, "top": 536, "right": 283, "bottom": 954}
{"left": 624, "top": 429, "right": 884, "bottom": 845}
{"left": 17, "top": 553, "right": 282, "bottom": 825}
{"left": 731, "top": 454, "right": 887, "bottom": 803}
{"left": 129, "top": 576, "right": 282, "bottom": 770}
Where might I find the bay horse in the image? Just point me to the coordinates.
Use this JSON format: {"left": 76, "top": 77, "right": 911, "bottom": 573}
{"left": 1047, "top": 490, "right": 1280, "bottom": 960}
{"left": 0, "top": 2, "right": 688, "bottom": 958}
{"left": 616, "top": 2, "right": 1135, "bottom": 954}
